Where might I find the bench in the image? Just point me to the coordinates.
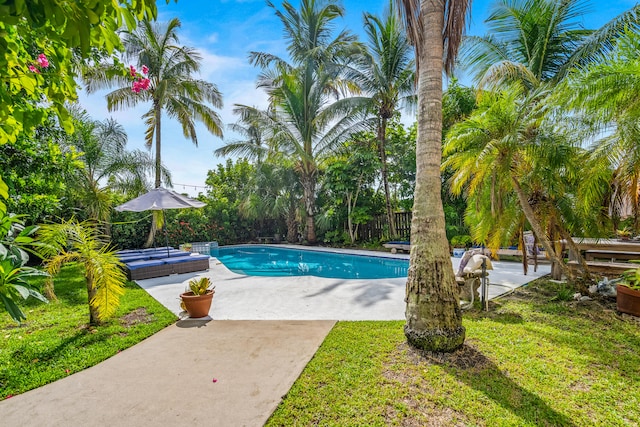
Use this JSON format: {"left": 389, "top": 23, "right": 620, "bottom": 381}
{"left": 383, "top": 241, "right": 411, "bottom": 254}
{"left": 584, "top": 250, "right": 640, "bottom": 262}
{"left": 567, "top": 260, "right": 637, "bottom": 275}
{"left": 256, "top": 236, "right": 275, "bottom": 244}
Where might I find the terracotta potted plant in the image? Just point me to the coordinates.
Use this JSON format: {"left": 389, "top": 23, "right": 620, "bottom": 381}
{"left": 616, "top": 227, "right": 632, "bottom": 241}
{"left": 180, "top": 277, "right": 215, "bottom": 318}
{"left": 617, "top": 266, "right": 640, "bottom": 317}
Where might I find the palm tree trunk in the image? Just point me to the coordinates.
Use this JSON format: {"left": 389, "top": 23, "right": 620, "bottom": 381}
{"left": 510, "top": 176, "right": 574, "bottom": 280}
{"left": 146, "top": 102, "right": 162, "bottom": 248}
{"left": 86, "top": 273, "right": 100, "bottom": 325}
{"left": 404, "top": 0, "right": 465, "bottom": 353}
{"left": 286, "top": 204, "right": 298, "bottom": 243}
{"left": 301, "top": 172, "right": 317, "bottom": 243}
{"left": 154, "top": 102, "right": 162, "bottom": 188}
{"left": 378, "top": 117, "right": 397, "bottom": 239}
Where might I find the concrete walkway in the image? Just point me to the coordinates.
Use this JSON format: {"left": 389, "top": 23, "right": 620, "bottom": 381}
{"left": 0, "top": 320, "right": 335, "bottom": 426}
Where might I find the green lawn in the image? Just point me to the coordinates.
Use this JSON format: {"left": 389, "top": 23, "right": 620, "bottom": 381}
{"left": 2, "top": 269, "right": 639, "bottom": 426}
{"left": 267, "top": 280, "right": 640, "bottom": 426}
{"left": 0, "top": 263, "right": 176, "bottom": 399}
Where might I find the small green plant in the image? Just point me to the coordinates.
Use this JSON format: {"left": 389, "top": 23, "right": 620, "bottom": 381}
{"left": 188, "top": 277, "right": 214, "bottom": 295}
{"left": 621, "top": 263, "right": 640, "bottom": 291}
{"left": 616, "top": 227, "right": 633, "bottom": 239}
{"left": 552, "top": 285, "right": 575, "bottom": 302}
{"left": 450, "top": 234, "right": 472, "bottom": 248}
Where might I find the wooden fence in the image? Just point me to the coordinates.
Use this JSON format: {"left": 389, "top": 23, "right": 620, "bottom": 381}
{"left": 355, "top": 212, "right": 411, "bottom": 242}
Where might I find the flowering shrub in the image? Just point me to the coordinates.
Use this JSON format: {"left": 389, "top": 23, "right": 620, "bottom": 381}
{"left": 129, "top": 64, "right": 151, "bottom": 93}
{"left": 28, "top": 53, "right": 50, "bottom": 74}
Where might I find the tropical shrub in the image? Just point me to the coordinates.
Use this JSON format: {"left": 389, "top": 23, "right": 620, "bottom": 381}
{"left": 38, "top": 219, "right": 127, "bottom": 325}
{"left": 0, "top": 184, "right": 48, "bottom": 323}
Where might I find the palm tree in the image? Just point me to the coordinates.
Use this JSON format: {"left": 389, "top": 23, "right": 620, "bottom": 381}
{"left": 38, "top": 219, "right": 127, "bottom": 325}
{"left": 444, "top": 84, "right": 585, "bottom": 279}
{"left": 66, "top": 110, "right": 167, "bottom": 233}
{"left": 86, "top": 17, "right": 223, "bottom": 245}
{"left": 217, "top": 111, "right": 302, "bottom": 243}
{"left": 397, "top": 0, "right": 471, "bottom": 352}
{"left": 347, "top": 8, "right": 415, "bottom": 238}
{"left": 461, "top": 0, "right": 640, "bottom": 90}
{"left": 228, "top": 0, "right": 366, "bottom": 243}
{"left": 562, "top": 29, "right": 640, "bottom": 232}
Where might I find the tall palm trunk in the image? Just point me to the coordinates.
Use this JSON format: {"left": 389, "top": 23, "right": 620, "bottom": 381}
{"left": 378, "top": 116, "right": 397, "bottom": 239}
{"left": 404, "top": 0, "right": 465, "bottom": 353}
{"left": 286, "top": 199, "right": 298, "bottom": 243}
{"left": 145, "top": 102, "right": 162, "bottom": 248}
{"left": 510, "top": 176, "right": 574, "bottom": 280}
{"left": 154, "top": 102, "right": 162, "bottom": 188}
{"left": 300, "top": 171, "right": 317, "bottom": 243}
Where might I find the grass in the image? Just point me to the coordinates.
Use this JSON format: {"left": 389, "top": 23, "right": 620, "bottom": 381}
{"left": 0, "top": 263, "right": 176, "bottom": 399}
{"left": 266, "top": 280, "right": 640, "bottom": 426}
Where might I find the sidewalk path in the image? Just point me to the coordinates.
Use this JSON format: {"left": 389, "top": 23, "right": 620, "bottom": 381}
{"left": 0, "top": 320, "right": 335, "bottom": 427}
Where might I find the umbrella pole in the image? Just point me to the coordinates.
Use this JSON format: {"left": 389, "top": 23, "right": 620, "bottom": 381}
{"left": 163, "top": 210, "right": 170, "bottom": 258}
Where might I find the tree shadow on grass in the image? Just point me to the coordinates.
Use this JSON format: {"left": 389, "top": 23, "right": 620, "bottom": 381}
{"left": 411, "top": 344, "right": 577, "bottom": 427}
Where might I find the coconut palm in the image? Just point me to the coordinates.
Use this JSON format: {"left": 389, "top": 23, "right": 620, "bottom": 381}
{"left": 232, "top": 69, "right": 367, "bottom": 243}
{"left": 461, "top": 0, "right": 640, "bottom": 90}
{"left": 347, "top": 8, "right": 415, "bottom": 238}
{"left": 85, "top": 17, "right": 223, "bottom": 245}
{"left": 87, "top": 18, "right": 224, "bottom": 187}
{"left": 396, "top": 0, "right": 471, "bottom": 352}
{"left": 235, "top": 0, "right": 367, "bottom": 243}
{"left": 217, "top": 111, "right": 301, "bottom": 242}
{"left": 66, "top": 110, "right": 168, "bottom": 233}
{"left": 38, "top": 219, "right": 127, "bottom": 325}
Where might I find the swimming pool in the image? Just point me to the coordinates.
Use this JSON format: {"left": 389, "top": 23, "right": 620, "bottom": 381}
{"left": 212, "top": 245, "right": 409, "bottom": 279}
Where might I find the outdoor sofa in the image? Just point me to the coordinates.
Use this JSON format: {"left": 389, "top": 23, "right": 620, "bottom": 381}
{"left": 116, "top": 247, "right": 210, "bottom": 280}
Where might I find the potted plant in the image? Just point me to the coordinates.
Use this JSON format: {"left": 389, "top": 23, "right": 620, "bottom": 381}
{"left": 616, "top": 227, "right": 632, "bottom": 241}
{"left": 617, "top": 265, "right": 640, "bottom": 317}
{"left": 180, "top": 277, "right": 215, "bottom": 318}
{"left": 450, "top": 235, "right": 472, "bottom": 258}
{"left": 180, "top": 242, "right": 193, "bottom": 252}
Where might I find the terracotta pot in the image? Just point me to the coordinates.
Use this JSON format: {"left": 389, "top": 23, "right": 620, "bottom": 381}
{"left": 617, "top": 284, "right": 640, "bottom": 317}
{"left": 180, "top": 290, "right": 214, "bottom": 318}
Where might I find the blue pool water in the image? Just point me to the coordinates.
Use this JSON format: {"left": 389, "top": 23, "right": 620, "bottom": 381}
{"left": 212, "top": 245, "right": 409, "bottom": 279}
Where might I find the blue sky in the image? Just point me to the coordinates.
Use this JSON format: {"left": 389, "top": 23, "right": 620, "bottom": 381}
{"left": 79, "top": 0, "right": 637, "bottom": 195}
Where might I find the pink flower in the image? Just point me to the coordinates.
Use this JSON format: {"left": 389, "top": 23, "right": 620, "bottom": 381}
{"left": 140, "top": 78, "right": 151, "bottom": 90}
{"left": 142, "top": 65, "right": 149, "bottom": 75}
{"left": 28, "top": 65, "right": 40, "bottom": 74}
{"left": 65, "top": 369, "right": 70, "bottom": 374}
{"left": 131, "top": 82, "right": 141, "bottom": 93}
{"left": 130, "top": 65, "right": 136, "bottom": 76}
{"left": 37, "top": 54, "right": 49, "bottom": 68}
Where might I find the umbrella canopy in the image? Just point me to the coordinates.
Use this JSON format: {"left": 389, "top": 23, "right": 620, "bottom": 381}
{"left": 115, "top": 187, "right": 206, "bottom": 212}
{"left": 115, "top": 188, "right": 206, "bottom": 255}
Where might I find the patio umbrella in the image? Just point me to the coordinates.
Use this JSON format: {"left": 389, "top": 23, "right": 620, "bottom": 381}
{"left": 115, "top": 187, "right": 206, "bottom": 256}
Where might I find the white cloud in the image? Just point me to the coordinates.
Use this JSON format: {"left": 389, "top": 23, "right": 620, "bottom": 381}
{"left": 206, "top": 33, "right": 219, "bottom": 44}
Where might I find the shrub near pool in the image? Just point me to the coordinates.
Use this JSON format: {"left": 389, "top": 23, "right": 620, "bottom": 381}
{"left": 0, "top": 264, "right": 176, "bottom": 399}
{"left": 266, "top": 280, "right": 640, "bottom": 426}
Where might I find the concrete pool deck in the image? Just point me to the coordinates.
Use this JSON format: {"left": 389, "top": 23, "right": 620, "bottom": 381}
{"left": 0, "top": 246, "right": 551, "bottom": 426}
{"left": 138, "top": 246, "right": 551, "bottom": 320}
